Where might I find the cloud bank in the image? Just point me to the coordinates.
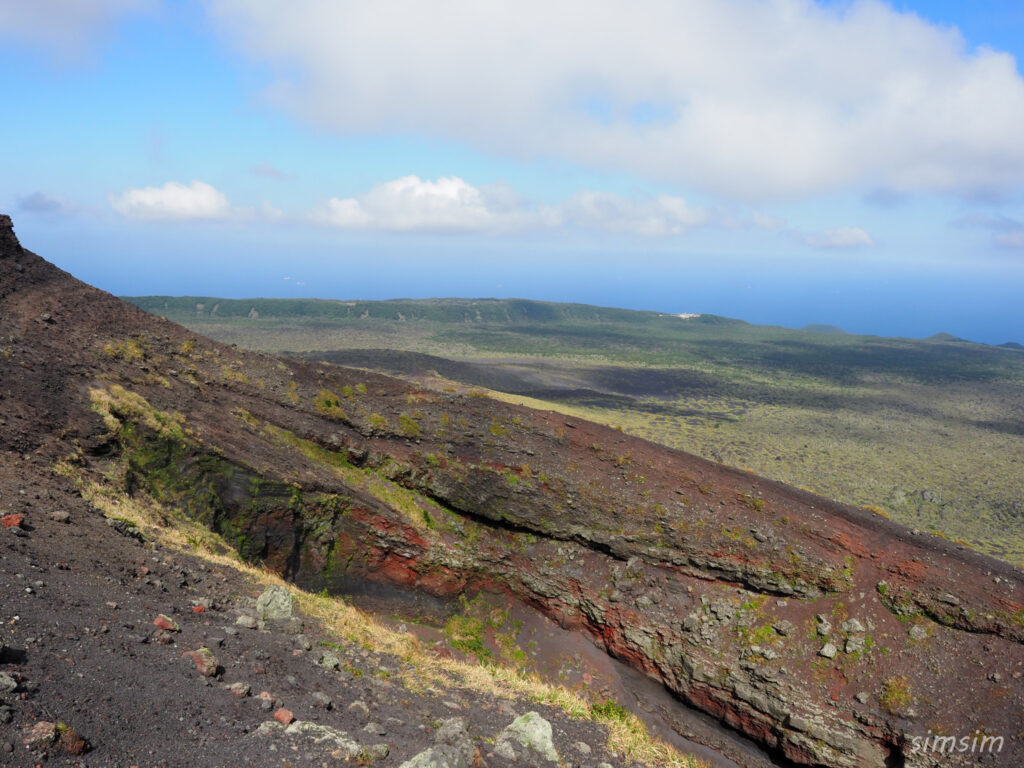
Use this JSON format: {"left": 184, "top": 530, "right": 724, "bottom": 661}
{"left": 561, "top": 192, "right": 709, "bottom": 236}
{"left": 209, "top": 0, "right": 1024, "bottom": 200}
{"left": 313, "top": 175, "right": 714, "bottom": 236}
{"left": 109, "top": 174, "right": 871, "bottom": 248}
{"left": 799, "top": 226, "right": 876, "bottom": 249}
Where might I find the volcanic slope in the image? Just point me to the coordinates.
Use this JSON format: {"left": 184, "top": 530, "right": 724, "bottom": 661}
{"left": 127, "top": 295, "right": 1024, "bottom": 565}
{"left": 2, "top": 216, "right": 1023, "bottom": 768}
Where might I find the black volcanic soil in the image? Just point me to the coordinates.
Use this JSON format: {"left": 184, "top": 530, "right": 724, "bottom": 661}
{"left": 2, "top": 214, "right": 1024, "bottom": 768}
{"left": 0, "top": 453, "right": 638, "bottom": 768}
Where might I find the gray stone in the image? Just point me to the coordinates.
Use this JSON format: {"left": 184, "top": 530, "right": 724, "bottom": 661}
{"left": 573, "top": 741, "right": 592, "bottom": 755}
{"left": 364, "top": 722, "right": 386, "bottom": 736}
{"left": 434, "top": 717, "right": 468, "bottom": 746}
{"left": 401, "top": 744, "right": 473, "bottom": 768}
{"left": 841, "top": 618, "right": 865, "bottom": 634}
{"left": 285, "top": 721, "right": 362, "bottom": 758}
{"left": 367, "top": 743, "right": 390, "bottom": 761}
{"left": 317, "top": 650, "right": 341, "bottom": 670}
{"left": 497, "top": 711, "right": 559, "bottom": 764}
{"left": 0, "top": 673, "right": 17, "bottom": 695}
{"left": 311, "top": 692, "right": 332, "bottom": 709}
{"left": 815, "top": 615, "right": 832, "bottom": 637}
{"left": 49, "top": 510, "right": 70, "bottom": 523}
{"left": 492, "top": 740, "right": 516, "bottom": 761}
{"left": 256, "top": 585, "right": 293, "bottom": 621}
{"left": 400, "top": 717, "right": 474, "bottom": 768}
{"left": 709, "top": 600, "right": 736, "bottom": 623}
{"left": 773, "top": 620, "right": 795, "bottom": 636}
{"left": 818, "top": 642, "right": 838, "bottom": 659}
{"left": 845, "top": 635, "right": 865, "bottom": 654}
{"left": 235, "top": 614, "right": 258, "bottom": 629}
{"left": 855, "top": 692, "right": 870, "bottom": 704}
{"left": 909, "top": 625, "right": 928, "bottom": 641}
{"left": 937, "top": 592, "right": 960, "bottom": 606}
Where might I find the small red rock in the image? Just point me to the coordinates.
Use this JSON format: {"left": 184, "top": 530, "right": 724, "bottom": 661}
{"left": 192, "top": 605, "right": 205, "bottom": 613}
{"left": 1, "top": 514, "right": 25, "bottom": 529}
{"left": 273, "top": 707, "right": 294, "bottom": 725}
{"left": 183, "top": 647, "right": 219, "bottom": 677}
{"left": 57, "top": 726, "right": 87, "bottom": 755}
{"left": 154, "top": 614, "right": 180, "bottom": 632}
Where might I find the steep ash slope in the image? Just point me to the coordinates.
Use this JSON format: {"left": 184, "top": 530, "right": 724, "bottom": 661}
{"left": 2, "top": 215, "right": 1022, "bottom": 767}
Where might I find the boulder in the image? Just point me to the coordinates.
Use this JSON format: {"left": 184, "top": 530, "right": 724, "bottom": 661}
{"left": 256, "top": 585, "right": 293, "bottom": 621}
{"left": 495, "top": 711, "right": 559, "bottom": 764}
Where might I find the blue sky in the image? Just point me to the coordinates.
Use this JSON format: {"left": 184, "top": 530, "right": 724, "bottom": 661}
{"left": 2, "top": 0, "right": 1024, "bottom": 343}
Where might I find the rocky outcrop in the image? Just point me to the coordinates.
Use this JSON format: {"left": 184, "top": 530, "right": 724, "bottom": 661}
{"left": 84, "top": 405, "right": 1022, "bottom": 768}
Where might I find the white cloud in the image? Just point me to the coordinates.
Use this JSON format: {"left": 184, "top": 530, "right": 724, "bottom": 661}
{"left": 800, "top": 226, "right": 876, "bottom": 248}
{"left": 110, "top": 180, "right": 235, "bottom": 221}
{"left": 0, "top": 0, "right": 154, "bottom": 57}
{"left": 208, "top": 0, "right": 1024, "bottom": 200}
{"left": 313, "top": 175, "right": 548, "bottom": 233}
{"left": 560, "top": 191, "right": 708, "bottom": 236}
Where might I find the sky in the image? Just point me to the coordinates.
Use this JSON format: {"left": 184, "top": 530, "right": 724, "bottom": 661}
{"left": 2, "top": 1, "right": 1024, "bottom": 343}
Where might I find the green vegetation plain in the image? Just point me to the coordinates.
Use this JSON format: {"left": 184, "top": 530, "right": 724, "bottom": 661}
{"left": 127, "top": 296, "right": 1024, "bottom": 565}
